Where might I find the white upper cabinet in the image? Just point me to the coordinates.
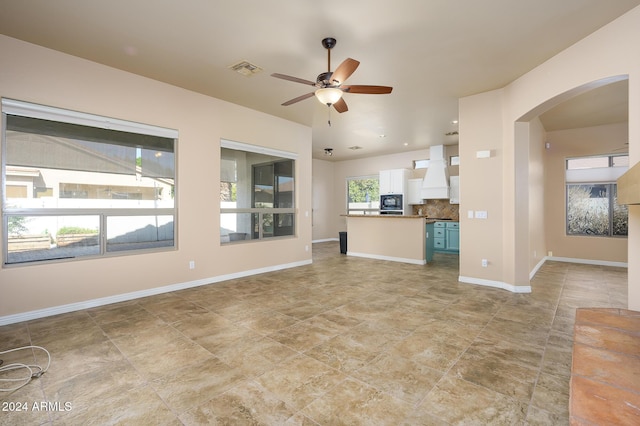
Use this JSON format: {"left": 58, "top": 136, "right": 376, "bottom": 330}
{"left": 407, "top": 178, "right": 423, "bottom": 204}
{"left": 380, "top": 169, "right": 410, "bottom": 194}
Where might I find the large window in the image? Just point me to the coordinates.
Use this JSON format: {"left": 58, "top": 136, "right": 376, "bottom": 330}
{"left": 565, "top": 154, "right": 628, "bottom": 237}
{"left": 2, "top": 99, "right": 177, "bottom": 265}
{"left": 220, "top": 140, "right": 296, "bottom": 243}
{"left": 347, "top": 175, "right": 380, "bottom": 215}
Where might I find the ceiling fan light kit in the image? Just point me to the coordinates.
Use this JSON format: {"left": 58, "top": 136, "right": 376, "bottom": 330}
{"left": 315, "top": 87, "right": 343, "bottom": 106}
{"left": 271, "top": 37, "right": 392, "bottom": 114}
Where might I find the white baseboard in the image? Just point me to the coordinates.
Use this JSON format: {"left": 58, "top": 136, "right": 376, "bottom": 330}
{"left": 312, "top": 238, "right": 339, "bottom": 243}
{"left": 530, "top": 257, "right": 547, "bottom": 280}
{"left": 347, "top": 251, "right": 426, "bottom": 265}
{"left": 546, "top": 256, "right": 628, "bottom": 268}
{"left": 458, "top": 275, "right": 532, "bottom": 293}
{"left": 0, "top": 259, "right": 312, "bottom": 326}
{"left": 462, "top": 254, "right": 628, "bottom": 295}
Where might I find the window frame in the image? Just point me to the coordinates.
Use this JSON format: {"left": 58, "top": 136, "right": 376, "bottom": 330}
{"left": 346, "top": 174, "right": 380, "bottom": 215}
{"left": 2, "top": 99, "right": 178, "bottom": 266}
{"left": 220, "top": 139, "right": 297, "bottom": 244}
{"left": 564, "top": 153, "right": 628, "bottom": 238}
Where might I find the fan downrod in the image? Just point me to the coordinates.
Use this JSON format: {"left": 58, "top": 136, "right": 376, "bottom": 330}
{"left": 322, "top": 37, "right": 337, "bottom": 74}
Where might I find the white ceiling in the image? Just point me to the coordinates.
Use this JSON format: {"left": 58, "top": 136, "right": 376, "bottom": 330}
{"left": 0, "top": 0, "right": 635, "bottom": 160}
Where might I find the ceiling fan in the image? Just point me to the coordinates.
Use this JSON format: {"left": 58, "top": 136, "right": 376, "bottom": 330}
{"left": 271, "top": 37, "right": 393, "bottom": 113}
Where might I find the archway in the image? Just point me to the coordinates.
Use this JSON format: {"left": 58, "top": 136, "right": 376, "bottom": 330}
{"left": 513, "top": 75, "right": 629, "bottom": 291}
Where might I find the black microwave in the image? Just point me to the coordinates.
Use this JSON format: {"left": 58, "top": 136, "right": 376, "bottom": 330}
{"left": 380, "top": 194, "right": 403, "bottom": 212}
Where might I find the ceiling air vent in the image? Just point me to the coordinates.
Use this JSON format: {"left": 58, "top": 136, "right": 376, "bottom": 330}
{"left": 348, "top": 146, "right": 363, "bottom": 150}
{"left": 228, "top": 60, "right": 263, "bottom": 77}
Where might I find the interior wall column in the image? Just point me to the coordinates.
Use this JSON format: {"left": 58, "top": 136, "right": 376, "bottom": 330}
{"left": 513, "top": 122, "right": 532, "bottom": 286}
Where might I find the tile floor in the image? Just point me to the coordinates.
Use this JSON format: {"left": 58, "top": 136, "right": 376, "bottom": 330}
{"left": 0, "top": 242, "right": 628, "bottom": 425}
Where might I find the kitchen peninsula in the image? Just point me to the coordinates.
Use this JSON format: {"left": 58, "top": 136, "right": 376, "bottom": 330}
{"left": 342, "top": 215, "right": 437, "bottom": 265}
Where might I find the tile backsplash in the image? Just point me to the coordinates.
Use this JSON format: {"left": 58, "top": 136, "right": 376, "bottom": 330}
{"left": 412, "top": 199, "right": 459, "bottom": 220}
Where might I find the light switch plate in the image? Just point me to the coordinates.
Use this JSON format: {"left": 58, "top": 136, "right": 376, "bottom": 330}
{"left": 475, "top": 210, "right": 488, "bottom": 219}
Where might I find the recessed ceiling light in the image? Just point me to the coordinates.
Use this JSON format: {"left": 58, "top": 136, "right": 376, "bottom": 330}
{"left": 228, "top": 60, "right": 263, "bottom": 77}
{"left": 378, "top": 134, "right": 386, "bottom": 138}
{"left": 451, "top": 120, "right": 459, "bottom": 124}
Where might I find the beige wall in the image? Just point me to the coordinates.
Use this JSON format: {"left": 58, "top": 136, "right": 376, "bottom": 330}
{"left": 544, "top": 123, "right": 628, "bottom": 263}
{"left": 458, "top": 90, "right": 509, "bottom": 286}
{"left": 0, "top": 35, "right": 313, "bottom": 321}
{"left": 459, "top": 6, "right": 640, "bottom": 308}
{"left": 311, "top": 159, "right": 336, "bottom": 241}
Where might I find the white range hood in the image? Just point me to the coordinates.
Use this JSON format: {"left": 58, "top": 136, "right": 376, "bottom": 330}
{"left": 421, "top": 145, "right": 450, "bottom": 199}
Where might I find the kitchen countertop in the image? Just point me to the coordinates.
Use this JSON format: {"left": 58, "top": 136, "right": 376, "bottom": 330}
{"left": 342, "top": 214, "right": 457, "bottom": 223}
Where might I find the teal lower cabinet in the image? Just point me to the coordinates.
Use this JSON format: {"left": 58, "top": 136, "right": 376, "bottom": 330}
{"left": 434, "top": 221, "right": 459, "bottom": 254}
{"left": 446, "top": 225, "right": 459, "bottom": 251}
{"left": 433, "top": 223, "right": 446, "bottom": 251}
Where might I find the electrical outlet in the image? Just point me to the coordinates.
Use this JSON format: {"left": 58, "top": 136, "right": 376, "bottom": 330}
{"left": 481, "top": 259, "right": 488, "bottom": 267}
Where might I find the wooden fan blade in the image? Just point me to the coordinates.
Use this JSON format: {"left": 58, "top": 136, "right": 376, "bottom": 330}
{"left": 282, "top": 92, "right": 315, "bottom": 106}
{"left": 331, "top": 58, "right": 360, "bottom": 85}
{"left": 342, "top": 85, "right": 393, "bottom": 94}
{"left": 333, "top": 97, "right": 348, "bottom": 113}
{"left": 271, "top": 73, "right": 316, "bottom": 86}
